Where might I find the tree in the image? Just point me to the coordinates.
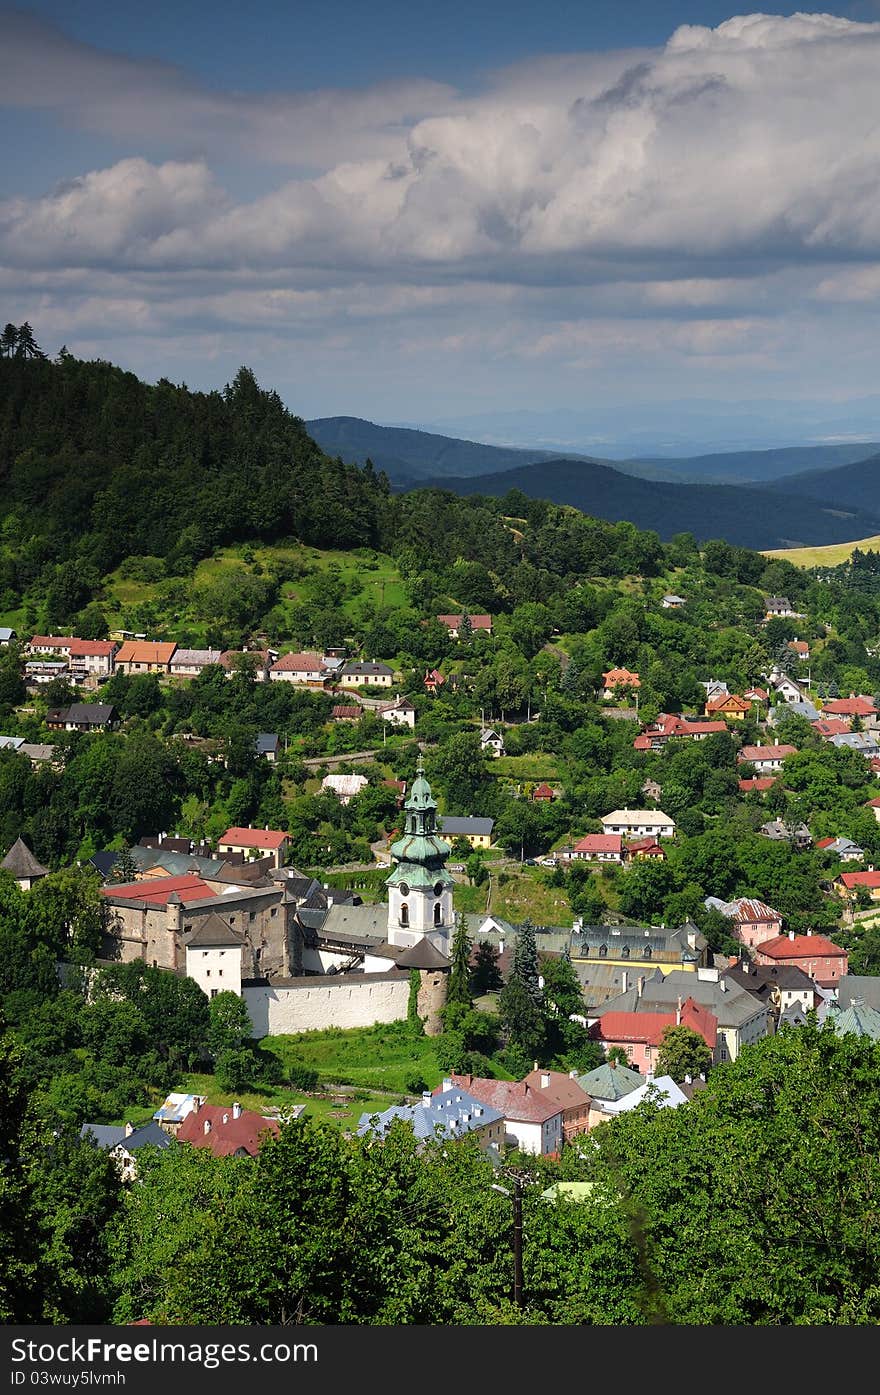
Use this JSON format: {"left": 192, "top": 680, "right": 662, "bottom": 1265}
{"left": 471, "top": 939, "right": 503, "bottom": 995}
{"left": 458, "top": 609, "right": 473, "bottom": 644}
{"left": 215, "top": 1048, "right": 255, "bottom": 1093}
{"left": 512, "top": 920, "right": 541, "bottom": 1008}
{"left": 498, "top": 920, "right": 544, "bottom": 1061}
{"left": 446, "top": 913, "right": 473, "bottom": 1011}
{"left": 14, "top": 322, "right": 46, "bottom": 359}
{"left": 108, "top": 845, "right": 140, "bottom": 884}
{"left": 207, "top": 991, "right": 253, "bottom": 1059}
{"left": 0, "top": 323, "right": 18, "bottom": 357}
{"left": 655, "top": 1024, "right": 713, "bottom": 1082}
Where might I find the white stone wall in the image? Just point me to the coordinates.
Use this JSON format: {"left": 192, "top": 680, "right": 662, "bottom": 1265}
{"left": 244, "top": 974, "right": 410, "bottom": 1037}
{"left": 186, "top": 944, "right": 242, "bottom": 999}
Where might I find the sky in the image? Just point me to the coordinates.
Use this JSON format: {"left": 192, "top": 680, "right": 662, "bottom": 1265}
{"left": 3, "top": 1, "right": 880, "bottom": 449}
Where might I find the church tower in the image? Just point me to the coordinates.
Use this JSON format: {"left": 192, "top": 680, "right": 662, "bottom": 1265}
{"left": 386, "top": 757, "right": 455, "bottom": 955}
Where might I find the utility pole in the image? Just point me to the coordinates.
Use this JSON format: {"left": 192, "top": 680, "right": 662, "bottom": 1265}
{"left": 492, "top": 1175, "right": 525, "bottom": 1308}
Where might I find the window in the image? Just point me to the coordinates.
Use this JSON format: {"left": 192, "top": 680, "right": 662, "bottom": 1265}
{"left": 399, "top": 903, "right": 409, "bottom": 927}
{"left": 210, "top": 989, "right": 218, "bottom": 999}
{"left": 434, "top": 903, "right": 442, "bottom": 925}
{"left": 271, "top": 908, "right": 277, "bottom": 918}
{"left": 249, "top": 911, "right": 256, "bottom": 922}
{"left": 599, "top": 944, "right": 607, "bottom": 958}
{"left": 218, "top": 969, "right": 223, "bottom": 977}
{"left": 621, "top": 945, "right": 629, "bottom": 958}
{"left": 206, "top": 969, "right": 211, "bottom": 977}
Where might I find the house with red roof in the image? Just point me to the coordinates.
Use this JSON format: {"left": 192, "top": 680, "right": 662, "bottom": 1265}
{"left": 837, "top": 868, "right": 880, "bottom": 903}
{"left": 68, "top": 638, "right": 118, "bottom": 678}
{"left": 589, "top": 998, "right": 718, "bottom": 1073}
{"left": 443, "top": 1074, "right": 564, "bottom": 1155}
{"left": 217, "top": 826, "right": 291, "bottom": 869}
{"left": 744, "top": 687, "right": 769, "bottom": 704}
{"left": 568, "top": 833, "right": 623, "bottom": 863}
{"left": 738, "top": 776, "right": 777, "bottom": 795}
{"left": 532, "top": 782, "right": 556, "bottom": 802}
{"left": 633, "top": 713, "right": 726, "bottom": 751}
{"left": 813, "top": 717, "right": 852, "bottom": 739}
{"left": 115, "top": 640, "right": 177, "bottom": 674}
{"left": 177, "top": 1100, "right": 280, "bottom": 1158}
{"left": 437, "top": 614, "right": 492, "bottom": 638}
{"left": 268, "top": 652, "right": 329, "bottom": 686}
{"left": 624, "top": 837, "right": 666, "bottom": 862}
{"left": 705, "top": 692, "right": 751, "bottom": 720}
{"left": 521, "top": 1068, "right": 592, "bottom": 1142}
{"left": 753, "top": 931, "right": 848, "bottom": 989}
{"left": 866, "top": 797, "right": 880, "bottom": 824}
{"left": 787, "top": 639, "right": 811, "bottom": 660}
{"left": 737, "top": 744, "right": 796, "bottom": 775}
{"left": 704, "top": 896, "right": 783, "bottom": 949}
{"left": 601, "top": 668, "right": 640, "bottom": 700}
{"left": 822, "top": 695, "right": 876, "bottom": 718}
{"left": 423, "top": 668, "right": 446, "bottom": 694}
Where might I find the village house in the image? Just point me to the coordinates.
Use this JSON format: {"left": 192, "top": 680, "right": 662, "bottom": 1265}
{"left": 624, "top": 837, "right": 667, "bottom": 863}
{"left": 744, "top": 686, "right": 769, "bottom": 705}
{"left": 445, "top": 1075, "right": 564, "bottom": 1156}
{"left": 575, "top": 1061, "right": 644, "bottom": 1128}
{"left": 177, "top": 1099, "right": 280, "bottom": 1158}
{"left": 338, "top": 660, "right": 394, "bottom": 688}
{"left": 788, "top": 639, "right": 811, "bottom": 661}
{"left": 600, "top": 809, "right": 676, "bottom": 839}
{"left": 359, "top": 1084, "right": 504, "bottom": 1151}
{"left": 0, "top": 627, "right": 15, "bottom": 646}
{"left": 837, "top": 868, "right": 880, "bottom": 903}
{"left": 169, "top": 648, "right": 224, "bottom": 678}
{"left": 633, "top": 714, "right": 726, "bottom": 750}
{"left": 423, "top": 668, "right": 446, "bottom": 694}
{"left": 79, "top": 1121, "right": 174, "bottom": 1183}
{"left": 815, "top": 836, "right": 865, "bottom": 863}
{"left": 332, "top": 704, "right": 361, "bottom": 722}
{"left": 322, "top": 773, "right": 369, "bottom": 805}
{"left": 723, "top": 959, "right": 820, "bottom": 1025}
{"left": 766, "top": 668, "right": 811, "bottom": 705}
{"left": 254, "top": 732, "right": 280, "bottom": 762}
{"left": 480, "top": 727, "right": 505, "bottom": 757}
{"left": 152, "top": 1093, "right": 204, "bottom": 1135}
{"left": 521, "top": 1068, "right": 592, "bottom": 1143}
{"left": 753, "top": 931, "right": 848, "bottom": 990}
{"left": 705, "top": 692, "right": 751, "bottom": 720}
{"left": 813, "top": 718, "right": 852, "bottom": 740}
{"left": 28, "top": 634, "right": 74, "bottom": 657}
{"left": 218, "top": 649, "right": 272, "bottom": 681}
{"left": 661, "top": 594, "right": 687, "bottom": 609}
{"left": 378, "top": 695, "right": 416, "bottom": 728}
{"left": 268, "top": 652, "right": 328, "bottom": 685}
{"left": 184, "top": 915, "right": 245, "bottom": 998}
{"left": 737, "top": 744, "right": 796, "bottom": 775}
{"left": 704, "top": 896, "right": 784, "bottom": 948}
{"left": 114, "top": 640, "right": 177, "bottom": 675}
{"left": 641, "top": 778, "right": 663, "bottom": 802}
{"left": 567, "top": 834, "right": 623, "bottom": 864}
{"left": 760, "top": 819, "right": 812, "bottom": 849}
{"left": 821, "top": 694, "right": 876, "bottom": 719}
{"left": 217, "top": 826, "right": 291, "bottom": 868}
{"left": 588, "top": 997, "right": 718, "bottom": 1072}
{"left": 532, "top": 782, "right": 556, "bottom": 802}
{"left": 738, "top": 776, "right": 777, "bottom": 795}
{"left": 45, "top": 702, "right": 118, "bottom": 733}
{"left": 867, "top": 797, "right": 880, "bottom": 823}
{"left": 593, "top": 967, "right": 768, "bottom": 1063}
{"left": 600, "top": 667, "right": 640, "bottom": 700}
{"left": 830, "top": 731, "right": 880, "bottom": 758}
{"left": 437, "top": 614, "right": 493, "bottom": 639}
{"left": 765, "top": 596, "right": 799, "bottom": 618}
{"left": 438, "top": 815, "right": 494, "bottom": 849}
{"left": 68, "top": 639, "right": 118, "bottom": 679}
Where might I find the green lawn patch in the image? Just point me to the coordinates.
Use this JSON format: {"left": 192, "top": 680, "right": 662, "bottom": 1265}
{"left": 262, "top": 1020, "right": 444, "bottom": 1094}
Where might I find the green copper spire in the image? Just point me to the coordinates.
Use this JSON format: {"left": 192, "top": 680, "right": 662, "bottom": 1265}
{"left": 386, "top": 758, "right": 454, "bottom": 891}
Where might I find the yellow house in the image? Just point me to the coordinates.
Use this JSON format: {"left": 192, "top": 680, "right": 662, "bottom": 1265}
{"left": 439, "top": 815, "right": 494, "bottom": 849}
{"left": 705, "top": 693, "right": 751, "bottom": 720}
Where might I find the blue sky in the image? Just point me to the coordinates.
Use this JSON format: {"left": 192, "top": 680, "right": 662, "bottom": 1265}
{"left": 3, "top": 2, "right": 880, "bottom": 449}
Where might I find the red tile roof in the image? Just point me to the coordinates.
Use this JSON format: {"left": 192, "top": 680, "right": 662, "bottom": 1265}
{"left": 532, "top": 782, "right": 555, "bottom": 799}
{"left": 446, "top": 1074, "right": 563, "bottom": 1123}
{"left": 840, "top": 870, "right": 880, "bottom": 890}
{"left": 116, "top": 640, "right": 177, "bottom": 665}
{"left": 521, "top": 1069, "right": 592, "bottom": 1110}
{"left": 270, "top": 652, "right": 325, "bottom": 672}
{"left": 218, "top": 826, "right": 290, "bottom": 850}
{"left": 744, "top": 687, "right": 768, "bottom": 702}
{"left": 738, "top": 777, "right": 776, "bottom": 792}
{"left": 437, "top": 614, "right": 492, "bottom": 630}
{"left": 177, "top": 1104, "right": 280, "bottom": 1158}
{"left": 572, "top": 834, "right": 622, "bottom": 855}
{"left": 758, "top": 933, "right": 846, "bottom": 960}
{"left": 738, "top": 744, "right": 797, "bottom": 763}
{"left": 332, "top": 704, "right": 361, "bottom": 719}
{"left": 68, "top": 639, "right": 117, "bottom": 657}
{"left": 625, "top": 836, "right": 665, "bottom": 855}
{"left": 813, "top": 718, "right": 852, "bottom": 738}
{"left": 867, "top": 797, "right": 880, "bottom": 808}
{"left": 100, "top": 873, "right": 215, "bottom": 907}
{"left": 593, "top": 999, "right": 717, "bottom": 1051}
{"left": 788, "top": 641, "right": 810, "bottom": 654}
{"left": 602, "top": 667, "right": 640, "bottom": 687}
{"left": 29, "top": 635, "right": 72, "bottom": 648}
{"left": 706, "top": 693, "right": 751, "bottom": 714}
{"left": 822, "top": 696, "right": 875, "bottom": 717}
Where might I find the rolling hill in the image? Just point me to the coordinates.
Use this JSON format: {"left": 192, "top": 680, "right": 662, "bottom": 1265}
{"left": 763, "top": 451, "right": 880, "bottom": 511}
{"left": 406, "top": 457, "right": 880, "bottom": 551}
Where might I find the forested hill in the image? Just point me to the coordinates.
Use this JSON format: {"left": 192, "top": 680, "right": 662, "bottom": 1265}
{"left": 763, "top": 451, "right": 880, "bottom": 510}
{"left": 412, "top": 457, "right": 880, "bottom": 551}
{"left": 0, "top": 354, "right": 388, "bottom": 578}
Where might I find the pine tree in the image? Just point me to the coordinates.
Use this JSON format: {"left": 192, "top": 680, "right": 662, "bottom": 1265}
{"left": 0, "top": 323, "right": 18, "bottom": 358}
{"left": 471, "top": 939, "right": 503, "bottom": 994}
{"left": 446, "top": 912, "right": 473, "bottom": 1010}
{"left": 458, "top": 609, "right": 473, "bottom": 644}
{"left": 14, "top": 323, "right": 46, "bottom": 360}
{"left": 512, "top": 918, "right": 542, "bottom": 1008}
{"left": 108, "top": 845, "right": 140, "bottom": 883}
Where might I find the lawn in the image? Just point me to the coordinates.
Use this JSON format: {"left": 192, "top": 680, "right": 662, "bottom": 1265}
{"left": 492, "top": 754, "right": 561, "bottom": 781}
{"left": 262, "top": 1020, "right": 445, "bottom": 1094}
{"left": 178, "top": 1071, "right": 406, "bottom": 1131}
{"left": 454, "top": 867, "right": 574, "bottom": 926}
{"left": 761, "top": 533, "right": 880, "bottom": 568}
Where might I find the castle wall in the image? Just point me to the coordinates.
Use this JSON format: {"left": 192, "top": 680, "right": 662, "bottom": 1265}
{"left": 243, "top": 971, "right": 410, "bottom": 1038}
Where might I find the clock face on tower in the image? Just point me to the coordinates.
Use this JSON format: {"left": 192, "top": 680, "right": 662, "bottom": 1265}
{"left": 398, "top": 882, "right": 410, "bottom": 896}
{"left": 434, "top": 882, "right": 444, "bottom": 897}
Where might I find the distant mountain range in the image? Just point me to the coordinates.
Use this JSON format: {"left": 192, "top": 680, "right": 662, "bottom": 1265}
{"left": 306, "top": 415, "right": 880, "bottom": 551}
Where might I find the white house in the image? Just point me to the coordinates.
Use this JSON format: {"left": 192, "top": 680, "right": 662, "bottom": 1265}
{"left": 170, "top": 648, "right": 223, "bottom": 678}
{"left": 480, "top": 727, "right": 505, "bottom": 757}
{"left": 600, "top": 809, "right": 676, "bottom": 839}
{"left": 378, "top": 696, "right": 416, "bottom": 729}
{"left": 184, "top": 916, "right": 244, "bottom": 999}
{"left": 269, "top": 652, "right": 327, "bottom": 685}
{"left": 444, "top": 1076, "right": 564, "bottom": 1155}
{"left": 68, "top": 639, "right": 118, "bottom": 678}
{"left": 339, "top": 661, "right": 394, "bottom": 688}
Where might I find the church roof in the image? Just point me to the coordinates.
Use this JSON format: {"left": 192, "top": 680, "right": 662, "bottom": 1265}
{"left": 395, "top": 940, "right": 451, "bottom": 970}
{"left": 1, "top": 836, "right": 50, "bottom": 879}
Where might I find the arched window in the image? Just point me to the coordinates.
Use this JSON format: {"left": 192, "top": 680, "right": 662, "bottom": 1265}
{"left": 621, "top": 944, "right": 630, "bottom": 958}
{"left": 599, "top": 944, "right": 607, "bottom": 958}
{"left": 434, "top": 902, "right": 442, "bottom": 925}
{"left": 644, "top": 945, "right": 652, "bottom": 959}
{"left": 399, "top": 903, "right": 409, "bottom": 927}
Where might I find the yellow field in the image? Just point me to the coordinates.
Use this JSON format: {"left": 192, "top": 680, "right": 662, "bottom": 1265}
{"left": 762, "top": 533, "right": 880, "bottom": 568}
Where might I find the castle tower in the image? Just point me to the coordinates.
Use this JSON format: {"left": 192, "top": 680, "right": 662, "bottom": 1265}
{"left": 386, "top": 757, "right": 455, "bottom": 956}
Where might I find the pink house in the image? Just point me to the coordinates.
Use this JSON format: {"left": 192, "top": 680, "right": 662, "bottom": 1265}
{"left": 753, "top": 931, "right": 848, "bottom": 989}
{"left": 590, "top": 999, "right": 718, "bottom": 1073}
{"left": 708, "top": 897, "right": 784, "bottom": 949}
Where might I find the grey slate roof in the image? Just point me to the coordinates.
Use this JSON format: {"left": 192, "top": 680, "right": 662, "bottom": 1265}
{"left": 255, "top": 732, "right": 279, "bottom": 754}
{"left": 396, "top": 939, "right": 451, "bottom": 970}
{"left": 80, "top": 1120, "right": 173, "bottom": 1152}
{"left": 597, "top": 968, "right": 766, "bottom": 1028}
{"left": 357, "top": 1085, "right": 502, "bottom": 1141}
{"left": 1, "top": 836, "right": 49, "bottom": 879}
{"left": 185, "top": 914, "right": 244, "bottom": 948}
{"left": 768, "top": 698, "right": 819, "bottom": 723}
{"left": 837, "top": 975, "right": 880, "bottom": 1013}
{"left": 319, "top": 902, "right": 389, "bottom": 939}
{"left": 0, "top": 735, "right": 24, "bottom": 750}
{"left": 439, "top": 815, "right": 494, "bottom": 837}
{"left": 340, "top": 661, "right": 394, "bottom": 677}
{"left": 65, "top": 703, "right": 117, "bottom": 726}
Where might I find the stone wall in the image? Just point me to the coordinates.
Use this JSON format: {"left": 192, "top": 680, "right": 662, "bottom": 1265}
{"left": 243, "top": 971, "right": 410, "bottom": 1038}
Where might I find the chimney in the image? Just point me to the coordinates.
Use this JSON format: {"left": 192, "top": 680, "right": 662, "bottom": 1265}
{"left": 422, "top": 1091, "right": 432, "bottom": 1107}
{"left": 610, "top": 1060, "right": 617, "bottom": 1071}
{"left": 124, "top": 1122, "right": 134, "bottom": 1137}
{"left": 637, "top": 976, "right": 644, "bottom": 998}
{"left": 232, "top": 1101, "right": 242, "bottom": 1119}
{"left": 541, "top": 1072, "right": 551, "bottom": 1089}
{"left": 684, "top": 1073, "right": 692, "bottom": 1084}
{"left": 203, "top": 1119, "right": 212, "bottom": 1134}
{"left": 621, "top": 970, "right": 628, "bottom": 994}
{"left": 789, "top": 929, "right": 795, "bottom": 940}
{"left": 720, "top": 978, "right": 727, "bottom": 992}
{"left": 646, "top": 1070, "right": 655, "bottom": 1083}
{"left": 569, "top": 1069, "right": 578, "bottom": 1079}
{"left": 806, "top": 928, "right": 812, "bottom": 937}
{"left": 533, "top": 1061, "right": 539, "bottom": 1072}
{"left": 222, "top": 1112, "right": 229, "bottom": 1125}
{"left": 191, "top": 1096, "right": 201, "bottom": 1114}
